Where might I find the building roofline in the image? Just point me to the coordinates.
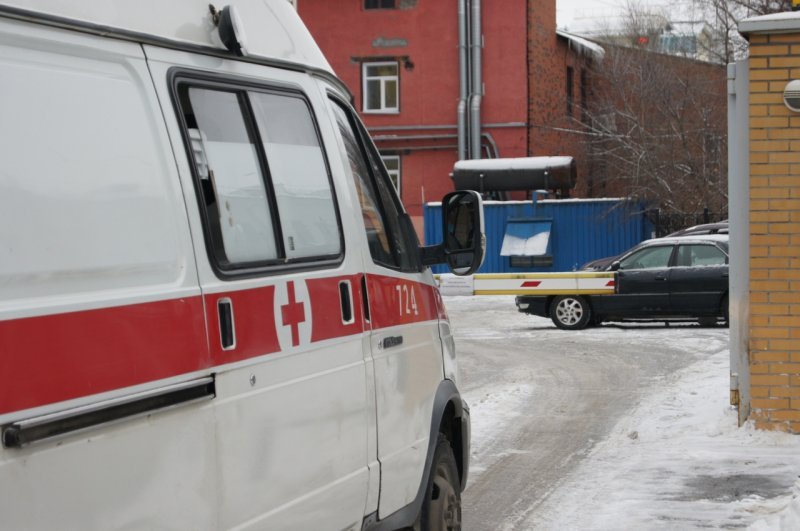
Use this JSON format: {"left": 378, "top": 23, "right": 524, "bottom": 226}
{"left": 592, "top": 39, "right": 725, "bottom": 68}
{"left": 556, "top": 30, "right": 606, "bottom": 62}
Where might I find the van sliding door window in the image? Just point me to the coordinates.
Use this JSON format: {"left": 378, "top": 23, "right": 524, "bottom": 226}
{"left": 250, "top": 92, "right": 339, "bottom": 259}
{"left": 186, "top": 88, "right": 278, "bottom": 265}
{"left": 176, "top": 80, "right": 342, "bottom": 275}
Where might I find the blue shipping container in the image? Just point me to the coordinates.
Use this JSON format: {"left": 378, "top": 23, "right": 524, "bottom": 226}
{"left": 424, "top": 198, "right": 654, "bottom": 274}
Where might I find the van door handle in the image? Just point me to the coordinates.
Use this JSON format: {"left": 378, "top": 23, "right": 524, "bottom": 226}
{"left": 339, "top": 280, "right": 354, "bottom": 324}
{"left": 382, "top": 336, "right": 403, "bottom": 349}
{"left": 361, "top": 275, "right": 371, "bottom": 323}
{"left": 218, "top": 298, "right": 235, "bottom": 350}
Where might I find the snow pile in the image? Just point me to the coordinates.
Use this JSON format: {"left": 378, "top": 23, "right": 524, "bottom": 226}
{"left": 530, "top": 346, "right": 800, "bottom": 530}
{"left": 749, "top": 480, "right": 800, "bottom": 530}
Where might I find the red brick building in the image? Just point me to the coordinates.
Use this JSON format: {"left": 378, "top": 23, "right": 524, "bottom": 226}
{"left": 298, "top": 0, "right": 597, "bottom": 231}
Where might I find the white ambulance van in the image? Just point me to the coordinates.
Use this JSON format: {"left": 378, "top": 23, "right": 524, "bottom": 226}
{"left": 0, "top": 2, "right": 484, "bottom": 529}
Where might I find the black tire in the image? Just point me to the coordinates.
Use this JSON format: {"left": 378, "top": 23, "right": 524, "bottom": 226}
{"left": 698, "top": 316, "right": 718, "bottom": 327}
{"left": 549, "top": 295, "right": 591, "bottom": 330}
{"left": 420, "top": 434, "right": 462, "bottom": 531}
{"left": 722, "top": 294, "right": 729, "bottom": 327}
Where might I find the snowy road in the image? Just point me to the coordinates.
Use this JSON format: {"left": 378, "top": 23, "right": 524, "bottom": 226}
{"left": 446, "top": 295, "right": 734, "bottom": 530}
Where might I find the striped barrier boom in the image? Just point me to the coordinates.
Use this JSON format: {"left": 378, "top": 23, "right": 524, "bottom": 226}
{"left": 436, "top": 272, "right": 616, "bottom": 296}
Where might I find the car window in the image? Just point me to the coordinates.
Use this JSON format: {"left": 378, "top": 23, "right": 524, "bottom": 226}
{"left": 619, "top": 245, "right": 672, "bottom": 270}
{"left": 676, "top": 244, "right": 727, "bottom": 267}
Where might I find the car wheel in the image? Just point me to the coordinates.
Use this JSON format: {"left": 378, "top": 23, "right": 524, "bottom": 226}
{"left": 549, "top": 295, "right": 591, "bottom": 330}
{"left": 420, "top": 434, "right": 461, "bottom": 531}
{"left": 722, "top": 294, "right": 729, "bottom": 327}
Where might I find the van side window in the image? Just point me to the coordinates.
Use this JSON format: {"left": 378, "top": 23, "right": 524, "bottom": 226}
{"left": 361, "top": 133, "right": 419, "bottom": 271}
{"left": 329, "top": 99, "right": 420, "bottom": 272}
{"left": 176, "top": 81, "right": 342, "bottom": 274}
{"left": 330, "top": 101, "right": 397, "bottom": 267}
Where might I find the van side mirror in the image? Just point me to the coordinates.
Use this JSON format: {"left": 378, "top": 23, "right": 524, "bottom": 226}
{"left": 421, "top": 190, "right": 485, "bottom": 275}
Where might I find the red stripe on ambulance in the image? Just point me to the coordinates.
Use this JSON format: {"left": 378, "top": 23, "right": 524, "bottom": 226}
{"left": 366, "top": 274, "right": 439, "bottom": 330}
{"left": 1, "top": 274, "right": 442, "bottom": 415}
{"left": 205, "top": 285, "right": 280, "bottom": 363}
{"left": 308, "top": 275, "right": 367, "bottom": 342}
{"left": 0, "top": 297, "right": 208, "bottom": 415}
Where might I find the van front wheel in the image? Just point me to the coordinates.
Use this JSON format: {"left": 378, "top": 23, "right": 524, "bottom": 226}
{"left": 420, "top": 434, "right": 461, "bottom": 531}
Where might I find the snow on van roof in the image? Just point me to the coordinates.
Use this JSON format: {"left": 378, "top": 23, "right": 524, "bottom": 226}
{"left": 0, "top": 0, "right": 334, "bottom": 74}
{"left": 454, "top": 156, "right": 574, "bottom": 172}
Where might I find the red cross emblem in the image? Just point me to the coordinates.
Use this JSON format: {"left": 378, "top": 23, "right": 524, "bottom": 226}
{"left": 281, "top": 281, "right": 306, "bottom": 347}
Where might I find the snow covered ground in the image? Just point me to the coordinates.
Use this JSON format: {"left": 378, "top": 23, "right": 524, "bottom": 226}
{"left": 453, "top": 297, "right": 800, "bottom": 530}
{"left": 531, "top": 344, "right": 800, "bottom": 530}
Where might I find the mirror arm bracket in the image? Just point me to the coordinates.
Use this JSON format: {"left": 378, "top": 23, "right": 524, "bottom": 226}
{"left": 421, "top": 244, "right": 445, "bottom": 267}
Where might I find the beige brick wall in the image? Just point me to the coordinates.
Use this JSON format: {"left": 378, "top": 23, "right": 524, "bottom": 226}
{"left": 748, "top": 32, "right": 800, "bottom": 432}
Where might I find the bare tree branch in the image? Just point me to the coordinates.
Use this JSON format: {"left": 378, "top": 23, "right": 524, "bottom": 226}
{"left": 574, "top": 44, "right": 728, "bottom": 217}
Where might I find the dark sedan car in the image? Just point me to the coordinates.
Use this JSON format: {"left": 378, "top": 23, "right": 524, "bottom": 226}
{"left": 516, "top": 235, "right": 729, "bottom": 329}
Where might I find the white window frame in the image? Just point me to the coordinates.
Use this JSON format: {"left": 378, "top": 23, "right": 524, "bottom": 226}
{"left": 362, "top": 61, "right": 399, "bottom": 114}
{"left": 381, "top": 154, "right": 401, "bottom": 194}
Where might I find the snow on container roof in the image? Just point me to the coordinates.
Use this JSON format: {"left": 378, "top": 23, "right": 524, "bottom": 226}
{"left": 452, "top": 157, "right": 577, "bottom": 193}
{"left": 0, "top": 0, "right": 334, "bottom": 75}
{"left": 455, "top": 156, "right": 574, "bottom": 172}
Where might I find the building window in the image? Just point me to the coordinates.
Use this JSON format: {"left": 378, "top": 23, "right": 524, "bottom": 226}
{"left": 580, "top": 68, "right": 588, "bottom": 125}
{"left": 364, "top": 0, "right": 396, "bottom": 9}
{"left": 566, "top": 66, "right": 574, "bottom": 117}
{"left": 363, "top": 62, "right": 399, "bottom": 114}
{"left": 381, "top": 155, "right": 401, "bottom": 193}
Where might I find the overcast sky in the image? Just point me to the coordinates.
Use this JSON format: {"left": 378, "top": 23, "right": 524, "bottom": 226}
{"left": 557, "top": 0, "right": 694, "bottom": 34}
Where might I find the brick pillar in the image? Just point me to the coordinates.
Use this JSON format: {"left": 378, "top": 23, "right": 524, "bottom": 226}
{"left": 747, "top": 31, "right": 800, "bottom": 432}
